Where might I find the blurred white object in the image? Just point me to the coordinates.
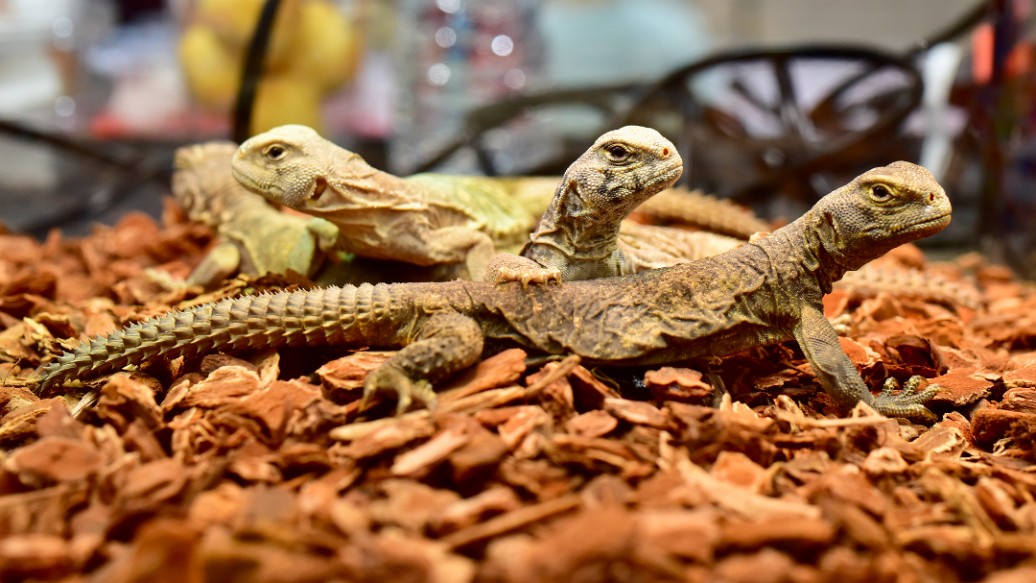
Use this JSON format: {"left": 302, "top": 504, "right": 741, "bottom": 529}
{"left": 917, "top": 43, "right": 966, "bottom": 181}
{"left": 0, "top": 0, "right": 113, "bottom": 120}
{"left": 0, "top": 0, "right": 69, "bottom": 114}
{"left": 539, "top": 0, "right": 711, "bottom": 87}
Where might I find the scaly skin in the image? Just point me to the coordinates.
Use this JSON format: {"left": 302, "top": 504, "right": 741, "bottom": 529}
{"left": 230, "top": 125, "right": 766, "bottom": 280}
{"left": 39, "top": 162, "right": 952, "bottom": 419}
{"left": 172, "top": 142, "right": 341, "bottom": 287}
{"left": 623, "top": 228, "right": 982, "bottom": 309}
{"left": 837, "top": 265, "right": 982, "bottom": 309}
{"left": 634, "top": 188, "right": 770, "bottom": 239}
{"left": 488, "top": 126, "right": 684, "bottom": 282}
{"left": 615, "top": 223, "right": 744, "bottom": 268}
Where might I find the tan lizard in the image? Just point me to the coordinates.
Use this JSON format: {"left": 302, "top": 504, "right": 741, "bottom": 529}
{"left": 171, "top": 142, "right": 342, "bottom": 287}
{"left": 230, "top": 124, "right": 767, "bottom": 280}
{"left": 39, "top": 162, "right": 952, "bottom": 420}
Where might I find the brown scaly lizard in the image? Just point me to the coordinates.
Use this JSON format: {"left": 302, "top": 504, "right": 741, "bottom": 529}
{"left": 484, "top": 125, "right": 684, "bottom": 283}
{"left": 38, "top": 161, "right": 952, "bottom": 419}
{"left": 171, "top": 142, "right": 342, "bottom": 287}
{"left": 508, "top": 141, "right": 975, "bottom": 307}
{"left": 229, "top": 124, "right": 766, "bottom": 280}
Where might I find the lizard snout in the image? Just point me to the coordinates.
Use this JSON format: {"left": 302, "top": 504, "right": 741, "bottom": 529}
{"left": 926, "top": 187, "right": 952, "bottom": 216}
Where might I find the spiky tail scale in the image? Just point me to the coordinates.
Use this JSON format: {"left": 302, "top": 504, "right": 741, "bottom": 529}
{"left": 38, "top": 284, "right": 410, "bottom": 393}
{"left": 638, "top": 188, "right": 770, "bottom": 239}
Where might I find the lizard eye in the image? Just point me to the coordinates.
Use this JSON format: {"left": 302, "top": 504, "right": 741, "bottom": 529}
{"left": 869, "top": 183, "right": 893, "bottom": 202}
{"left": 604, "top": 143, "right": 631, "bottom": 163}
{"left": 263, "top": 144, "right": 287, "bottom": 161}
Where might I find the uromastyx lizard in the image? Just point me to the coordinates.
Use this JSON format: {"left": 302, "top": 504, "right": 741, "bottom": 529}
{"left": 174, "top": 132, "right": 971, "bottom": 309}
{"left": 38, "top": 161, "right": 952, "bottom": 419}
{"left": 230, "top": 124, "right": 765, "bottom": 280}
{"left": 171, "top": 142, "right": 342, "bottom": 287}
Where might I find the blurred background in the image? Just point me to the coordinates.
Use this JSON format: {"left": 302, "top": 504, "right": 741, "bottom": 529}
{"left": 0, "top": 0, "right": 1033, "bottom": 271}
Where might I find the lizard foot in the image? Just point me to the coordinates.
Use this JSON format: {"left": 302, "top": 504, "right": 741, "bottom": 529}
{"left": 871, "top": 375, "right": 940, "bottom": 421}
{"left": 360, "top": 365, "right": 438, "bottom": 415}
{"left": 494, "top": 265, "right": 563, "bottom": 287}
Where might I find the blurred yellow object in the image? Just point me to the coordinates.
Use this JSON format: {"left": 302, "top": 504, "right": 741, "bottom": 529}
{"left": 252, "top": 75, "right": 323, "bottom": 134}
{"left": 194, "top": 0, "right": 301, "bottom": 68}
{"left": 180, "top": 0, "right": 362, "bottom": 131}
{"left": 284, "top": 0, "right": 363, "bottom": 91}
{"left": 179, "top": 24, "right": 242, "bottom": 109}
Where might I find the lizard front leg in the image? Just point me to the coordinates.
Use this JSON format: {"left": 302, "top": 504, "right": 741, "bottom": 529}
{"left": 482, "top": 253, "right": 563, "bottom": 286}
{"left": 793, "top": 304, "right": 936, "bottom": 420}
{"left": 306, "top": 217, "right": 343, "bottom": 254}
{"left": 147, "top": 242, "right": 244, "bottom": 291}
{"left": 362, "top": 311, "right": 484, "bottom": 413}
{"left": 413, "top": 226, "right": 500, "bottom": 281}
{"left": 186, "top": 242, "right": 243, "bottom": 288}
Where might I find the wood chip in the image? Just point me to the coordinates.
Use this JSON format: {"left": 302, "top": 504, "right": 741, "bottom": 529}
{"left": 644, "top": 366, "right": 714, "bottom": 401}
{"left": 4, "top": 436, "right": 102, "bottom": 485}
{"left": 440, "top": 494, "right": 582, "bottom": 549}
{"left": 5, "top": 195, "right": 1036, "bottom": 580}
{"left": 390, "top": 427, "right": 470, "bottom": 478}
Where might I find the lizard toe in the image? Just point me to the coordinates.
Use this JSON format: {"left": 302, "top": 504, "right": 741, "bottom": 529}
{"left": 871, "top": 399, "right": 938, "bottom": 422}
{"left": 401, "top": 380, "right": 438, "bottom": 414}
{"left": 362, "top": 365, "right": 437, "bottom": 415}
{"left": 879, "top": 376, "right": 901, "bottom": 397}
{"left": 872, "top": 375, "right": 939, "bottom": 421}
{"left": 494, "top": 266, "right": 563, "bottom": 287}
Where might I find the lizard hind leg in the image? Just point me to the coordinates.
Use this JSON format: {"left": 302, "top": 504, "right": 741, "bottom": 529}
{"left": 361, "top": 311, "right": 485, "bottom": 414}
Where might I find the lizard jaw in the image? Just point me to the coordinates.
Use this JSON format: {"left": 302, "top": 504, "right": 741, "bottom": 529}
{"left": 901, "top": 211, "right": 951, "bottom": 236}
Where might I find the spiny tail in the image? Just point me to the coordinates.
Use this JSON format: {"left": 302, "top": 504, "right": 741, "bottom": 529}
{"left": 836, "top": 266, "right": 982, "bottom": 309}
{"left": 638, "top": 188, "right": 770, "bottom": 239}
{"left": 37, "top": 284, "right": 406, "bottom": 393}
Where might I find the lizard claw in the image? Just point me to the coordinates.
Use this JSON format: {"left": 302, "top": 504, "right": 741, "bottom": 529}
{"left": 871, "top": 375, "right": 939, "bottom": 421}
{"left": 494, "top": 266, "right": 563, "bottom": 288}
{"left": 360, "top": 365, "right": 438, "bottom": 415}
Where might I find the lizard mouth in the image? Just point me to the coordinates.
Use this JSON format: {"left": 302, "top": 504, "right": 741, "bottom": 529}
{"left": 655, "top": 162, "right": 684, "bottom": 186}
{"left": 904, "top": 211, "right": 951, "bottom": 232}
{"left": 309, "top": 177, "right": 328, "bottom": 201}
{"left": 907, "top": 212, "right": 948, "bottom": 230}
{"left": 230, "top": 165, "right": 253, "bottom": 189}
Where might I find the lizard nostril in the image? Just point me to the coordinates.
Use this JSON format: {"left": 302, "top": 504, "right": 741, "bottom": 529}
{"left": 661, "top": 147, "right": 671, "bottom": 158}
{"left": 929, "top": 192, "right": 934, "bottom": 202}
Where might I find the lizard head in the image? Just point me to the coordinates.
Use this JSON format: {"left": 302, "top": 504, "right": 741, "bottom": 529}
{"left": 810, "top": 161, "right": 952, "bottom": 270}
{"left": 560, "top": 125, "right": 683, "bottom": 219}
{"left": 232, "top": 124, "right": 372, "bottom": 209}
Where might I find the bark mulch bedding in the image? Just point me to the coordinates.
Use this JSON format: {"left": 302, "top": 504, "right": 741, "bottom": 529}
{"left": 2, "top": 202, "right": 1036, "bottom": 582}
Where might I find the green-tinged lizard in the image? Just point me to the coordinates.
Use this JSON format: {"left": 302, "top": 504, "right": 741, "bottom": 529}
{"left": 38, "top": 161, "right": 952, "bottom": 419}
{"left": 171, "top": 142, "right": 342, "bottom": 287}
{"left": 232, "top": 125, "right": 552, "bottom": 280}
{"left": 229, "top": 124, "right": 767, "bottom": 280}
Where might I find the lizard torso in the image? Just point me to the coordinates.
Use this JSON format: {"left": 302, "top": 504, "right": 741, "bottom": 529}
{"left": 40, "top": 162, "right": 952, "bottom": 418}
